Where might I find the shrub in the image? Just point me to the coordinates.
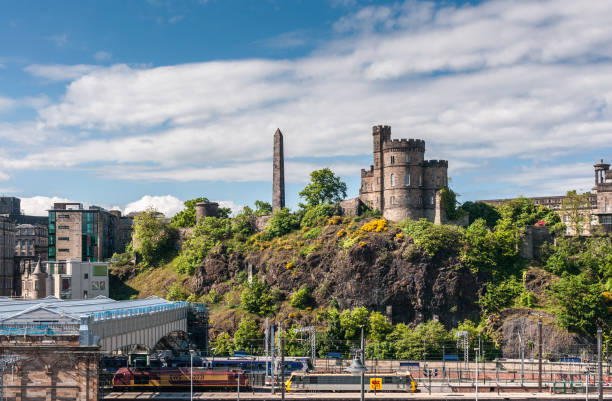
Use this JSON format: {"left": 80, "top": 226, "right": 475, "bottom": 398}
{"left": 360, "top": 219, "right": 388, "bottom": 233}
{"left": 301, "top": 203, "right": 337, "bottom": 228}
{"left": 240, "top": 278, "right": 277, "bottom": 316}
{"left": 400, "top": 218, "right": 462, "bottom": 257}
{"left": 336, "top": 229, "right": 347, "bottom": 238}
{"left": 290, "top": 286, "right": 315, "bottom": 309}
{"left": 302, "top": 226, "right": 323, "bottom": 240}
{"left": 340, "top": 236, "right": 359, "bottom": 249}
{"left": 265, "top": 208, "right": 300, "bottom": 238}
{"left": 166, "top": 282, "right": 188, "bottom": 301}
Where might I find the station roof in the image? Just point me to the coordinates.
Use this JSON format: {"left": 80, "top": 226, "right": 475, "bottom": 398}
{"left": 0, "top": 296, "right": 178, "bottom": 326}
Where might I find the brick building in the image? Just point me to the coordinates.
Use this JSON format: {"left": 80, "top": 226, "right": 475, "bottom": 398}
{"left": 359, "top": 125, "right": 449, "bottom": 222}
{"left": 48, "top": 203, "right": 132, "bottom": 262}
{"left": 0, "top": 216, "right": 15, "bottom": 296}
{"left": 14, "top": 223, "right": 48, "bottom": 294}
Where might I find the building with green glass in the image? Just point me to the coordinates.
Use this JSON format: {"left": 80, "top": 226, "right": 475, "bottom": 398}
{"left": 48, "top": 203, "right": 132, "bottom": 262}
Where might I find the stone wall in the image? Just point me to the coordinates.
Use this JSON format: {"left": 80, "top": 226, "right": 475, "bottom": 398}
{"left": 0, "top": 335, "right": 99, "bottom": 401}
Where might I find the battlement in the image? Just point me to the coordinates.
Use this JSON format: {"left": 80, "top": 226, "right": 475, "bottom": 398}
{"left": 372, "top": 125, "right": 391, "bottom": 135}
{"left": 421, "top": 159, "right": 448, "bottom": 168}
{"left": 361, "top": 166, "right": 374, "bottom": 177}
{"left": 382, "top": 138, "right": 425, "bottom": 152}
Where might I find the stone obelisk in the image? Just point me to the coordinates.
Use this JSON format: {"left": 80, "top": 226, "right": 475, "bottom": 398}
{"left": 272, "top": 128, "right": 285, "bottom": 211}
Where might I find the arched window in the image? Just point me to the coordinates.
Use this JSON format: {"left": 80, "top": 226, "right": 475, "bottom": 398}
{"left": 405, "top": 174, "right": 411, "bottom": 186}
{"left": 390, "top": 173, "right": 396, "bottom": 187}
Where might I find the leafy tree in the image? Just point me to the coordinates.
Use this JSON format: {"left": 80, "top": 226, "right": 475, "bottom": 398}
{"left": 561, "top": 190, "right": 591, "bottom": 236}
{"left": 339, "top": 307, "right": 369, "bottom": 345}
{"left": 298, "top": 168, "right": 347, "bottom": 208}
{"left": 549, "top": 274, "right": 606, "bottom": 336}
{"left": 231, "top": 209, "right": 254, "bottom": 241}
{"left": 290, "top": 286, "right": 315, "bottom": 309}
{"left": 400, "top": 218, "right": 463, "bottom": 258}
{"left": 213, "top": 332, "right": 233, "bottom": 356}
{"left": 171, "top": 196, "right": 209, "bottom": 228}
{"left": 176, "top": 217, "right": 232, "bottom": 274}
{"left": 478, "top": 276, "right": 523, "bottom": 315}
{"left": 132, "top": 207, "right": 177, "bottom": 267}
{"left": 368, "top": 311, "right": 392, "bottom": 343}
{"left": 316, "top": 307, "right": 344, "bottom": 357}
{"left": 254, "top": 200, "right": 273, "bottom": 216}
{"left": 233, "top": 317, "right": 263, "bottom": 354}
{"left": 240, "top": 278, "right": 276, "bottom": 316}
{"left": 459, "top": 201, "right": 501, "bottom": 227}
{"left": 497, "top": 197, "right": 559, "bottom": 228}
{"left": 300, "top": 203, "right": 338, "bottom": 228}
{"left": 440, "top": 187, "right": 464, "bottom": 220}
{"left": 390, "top": 321, "right": 451, "bottom": 360}
{"left": 264, "top": 208, "right": 300, "bottom": 239}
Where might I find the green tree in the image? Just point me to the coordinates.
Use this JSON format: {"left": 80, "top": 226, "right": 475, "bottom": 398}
{"left": 561, "top": 190, "right": 591, "bottom": 236}
{"left": 254, "top": 200, "right": 273, "bottom": 216}
{"left": 549, "top": 274, "right": 606, "bottom": 335}
{"left": 459, "top": 201, "right": 501, "bottom": 227}
{"left": 171, "top": 197, "right": 209, "bottom": 228}
{"left": 213, "top": 332, "right": 233, "bottom": 356}
{"left": 264, "top": 208, "right": 300, "bottom": 239}
{"left": 316, "top": 307, "right": 344, "bottom": 357}
{"left": 240, "top": 278, "right": 276, "bottom": 316}
{"left": 298, "top": 168, "right": 347, "bottom": 208}
{"left": 233, "top": 317, "right": 263, "bottom": 354}
{"left": 400, "top": 218, "right": 463, "bottom": 258}
{"left": 478, "top": 276, "right": 523, "bottom": 315}
{"left": 300, "top": 203, "right": 338, "bottom": 228}
{"left": 290, "top": 286, "right": 315, "bottom": 309}
{"left": 175, "top": 217, "right": 232, "bottom": 274}
{"left": 440, "top": 187, "right": 464, "bottom": 220}
{"left": 132, "top": 207, "right": 177, "bottom": 267}
{"left": 339, "top": 307, "right": 369, "bottom": 345}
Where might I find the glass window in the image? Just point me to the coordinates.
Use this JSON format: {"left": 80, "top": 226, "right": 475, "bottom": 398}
{"left": 406, "top": 174, "right": 410, "bottom": 186}
{"left": 390, "top": 173, "right": 396, "bottom": 187}
{"left": 390, "top": 155, "right": 395, "bottom": 164}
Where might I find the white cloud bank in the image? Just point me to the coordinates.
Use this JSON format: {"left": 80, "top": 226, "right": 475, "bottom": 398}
{"left": 4, "top": 0, "right": 612, "bottom": 196}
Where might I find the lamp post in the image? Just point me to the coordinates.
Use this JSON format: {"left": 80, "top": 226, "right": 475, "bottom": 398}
{"left": 345, "top": 327, "right": 367, "bottom": 401}
{"left": 190, "top": 349, "right": 195, "bottom": 401}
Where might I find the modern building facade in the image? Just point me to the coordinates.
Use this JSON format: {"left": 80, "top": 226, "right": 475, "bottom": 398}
{"left": 359, "top": 125, "right": 449, "bottom": 222}
{"left": 48, "top": 203, "right": 132, "bottom": 262}
{"left": 21, "top": 260, "right": 109, "bottom": 300}
{"left": 0, "top": 216, "right": 15, "bottom": 296}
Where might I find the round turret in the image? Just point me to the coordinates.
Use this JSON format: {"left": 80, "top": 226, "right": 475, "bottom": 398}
{"left": 195, "top": 202, "right": 219, "bottom": 222}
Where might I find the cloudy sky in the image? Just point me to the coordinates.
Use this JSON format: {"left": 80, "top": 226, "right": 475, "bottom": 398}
{"left": 1, "top": 0, "right": 611, "bottom": 217}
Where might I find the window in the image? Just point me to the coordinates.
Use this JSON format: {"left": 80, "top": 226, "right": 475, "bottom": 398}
{"left": 406, "top": 174, "right": 411, "bottom": 186}
{"left": 430, "top": 196, "right": 434, "bottom": 205}
{"left": 406, "top": 155, "right": 411, "bottom": 163}
{"left": 390, "top": 196, "right": 397, "bottom": 205}
{"left": 92, "top": 281, "right": 99, "bottom": 290}
{"left": 84, "top": 273, "right": 88, "bottom": 280}
{"left": 58, "top": 237, "right": 69, "bottom": 241}
{"left": 390, "top": 173, "right": 396, "bottom": 187}
{"left": 390, "top": 155, "right": 395, "bottom": 164}
{"left": 376, "top": 177, "right": 381, "bottom": 184}
{"left": 58, "top": 214, "right": 70, "bottom": 218}
{"left": 58, "top": 225, "right": 69, "bottom": 229}
{"left": 419, "top": 175, "right": 423, "bottom": 186}
{"left": 58, "top": 248, "right": 70, "bottom": 252}
{"left": 99, "top": 281, "right": 106, "bottom": 290}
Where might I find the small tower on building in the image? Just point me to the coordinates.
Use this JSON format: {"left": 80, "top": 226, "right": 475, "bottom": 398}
{"left": 272, "top": 128, "right": 285, "bottom": 211}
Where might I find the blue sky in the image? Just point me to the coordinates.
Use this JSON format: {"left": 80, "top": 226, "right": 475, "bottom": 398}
{"left": 1, "top": 0, "right": 612, "bottom": 216}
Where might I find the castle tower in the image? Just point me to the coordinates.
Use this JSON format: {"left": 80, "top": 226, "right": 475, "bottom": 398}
{"left": 272, "top": 128, "right": 285, "bottom": 211}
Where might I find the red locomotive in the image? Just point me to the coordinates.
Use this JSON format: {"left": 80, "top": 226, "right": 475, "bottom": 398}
{"left": 112, "top": 367, "right": 248, "bottom": 390}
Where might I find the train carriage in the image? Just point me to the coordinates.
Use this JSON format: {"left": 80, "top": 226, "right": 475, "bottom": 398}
{"left": 285, "top": 372, "right": 418, "bottom": 393}
{"left": 112, "top": 367, "right": 248, "bottom": 391}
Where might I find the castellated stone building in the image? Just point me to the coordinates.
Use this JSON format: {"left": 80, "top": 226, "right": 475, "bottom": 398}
{"left": 359, "top": 125, "right": 448, "bottom": 222}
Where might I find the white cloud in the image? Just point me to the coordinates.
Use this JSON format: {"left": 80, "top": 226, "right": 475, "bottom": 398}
{"left": 0, "top": 171, "right": 9, "bottom": 181}
{"left": 24, "top": 64, "right": 102, "bottom": 82}
{"left": 93, "top": 51, "right": 112, "bottom": 62}
{"left": 216, "top": 200, "right": 243, "bottom": 216}
{"left": 0, "top": 96, "right": 15, "bottom": 111}
{"left": 123, "top": 195, "right": 185, "bottom": 217}
{"left": 257, "top": 31, "right": 309, "bottom": 49}
{"left": 20, "top": 196, "right": 72, "bottom": 216}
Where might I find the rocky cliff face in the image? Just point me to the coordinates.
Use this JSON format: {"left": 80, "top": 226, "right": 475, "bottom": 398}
{"left": 190, "top": 225, "right": 480, "bottom": 328}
